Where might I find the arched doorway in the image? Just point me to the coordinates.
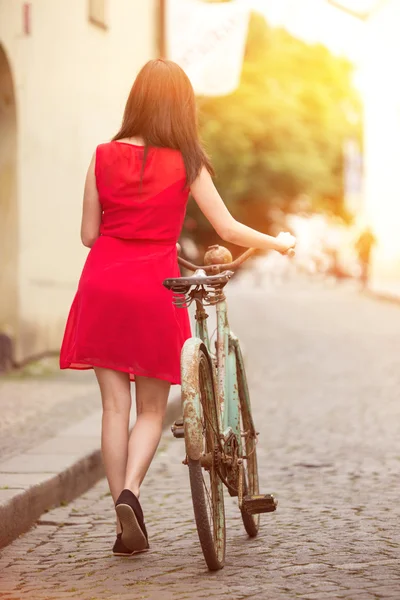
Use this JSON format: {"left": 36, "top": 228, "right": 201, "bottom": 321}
{"left": 0, "top": 44, "right": 18, "bottom": 369}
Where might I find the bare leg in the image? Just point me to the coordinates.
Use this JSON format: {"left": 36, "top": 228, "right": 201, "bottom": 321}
{"left": 94, "top": 367, "right": 132, "bottom": 534}
{"left": 124, "top": 376, "right": 170, "bottom": 497}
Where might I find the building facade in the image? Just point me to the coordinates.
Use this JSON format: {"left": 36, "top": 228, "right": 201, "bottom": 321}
{"left": 0, "top": 0, "right": 158, "bottom": 362}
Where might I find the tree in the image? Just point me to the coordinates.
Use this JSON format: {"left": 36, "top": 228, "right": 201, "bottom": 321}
{"left": 187, "top": 12, "right": 361, "bottom": 249}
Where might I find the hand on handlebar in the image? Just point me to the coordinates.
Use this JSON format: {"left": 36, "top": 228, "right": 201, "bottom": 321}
{"left": 177, "top": 237, "right": 296, "bottom": 274}
{"left": 275, "top": 232, "right": 296, "bottom": 256}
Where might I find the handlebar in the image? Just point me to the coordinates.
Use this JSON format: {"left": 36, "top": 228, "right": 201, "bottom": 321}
{"left": 178, "top": 246, "right": 295, "bottom": 274}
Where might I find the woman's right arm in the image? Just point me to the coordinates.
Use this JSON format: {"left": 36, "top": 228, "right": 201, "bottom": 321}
{"left": 190, "top": 167, "right": 296, "bottom": 254}
{"left": 81, "top": 152, "right": 102, "bottom": 248}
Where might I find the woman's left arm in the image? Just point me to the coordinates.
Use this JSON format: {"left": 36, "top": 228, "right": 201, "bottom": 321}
{"left": 81, "top": 152, "right": 101, "bottom": 248}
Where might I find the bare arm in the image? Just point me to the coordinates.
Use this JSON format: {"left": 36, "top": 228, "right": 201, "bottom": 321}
{"left": 190, "top": 167, "right": 295, "bottom": 253}
{"left": 81, "top": 152, "right": 101, "bottom": 248}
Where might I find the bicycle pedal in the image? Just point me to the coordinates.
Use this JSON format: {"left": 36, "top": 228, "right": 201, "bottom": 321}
{"left": 171, "top": 418, "right": 185, "bottom": 438}
{"left": 242, "top": 494, "right": 278, "bottom": 515}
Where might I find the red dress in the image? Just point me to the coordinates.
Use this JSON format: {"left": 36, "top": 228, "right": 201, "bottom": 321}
{"left": 60, "top": 141, "right": 191, "bottom": 384}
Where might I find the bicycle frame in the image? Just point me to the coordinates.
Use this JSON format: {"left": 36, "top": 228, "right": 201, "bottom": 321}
{"left": 176, "top": 245, "right": 261, "bottom": 463}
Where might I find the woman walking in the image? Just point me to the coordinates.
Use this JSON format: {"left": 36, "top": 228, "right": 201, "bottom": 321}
{"left": 60, "top": 59, "right": 295, "bottom": 556}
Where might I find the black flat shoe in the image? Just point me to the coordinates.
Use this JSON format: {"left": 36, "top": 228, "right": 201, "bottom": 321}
{"left": 113, "top": 533, "right": 135, "bottom": 556}
{"left": 115, "top": 489, "right": 149, "bottom": 553}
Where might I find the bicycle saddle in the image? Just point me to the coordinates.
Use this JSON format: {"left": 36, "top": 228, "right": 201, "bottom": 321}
{"left": 163, "top": 269, "right": 234, "bottom": 292}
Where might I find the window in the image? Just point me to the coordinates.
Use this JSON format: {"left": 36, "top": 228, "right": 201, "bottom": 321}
{"left": 88, "top": 0, "right": 107, "bottom": 29}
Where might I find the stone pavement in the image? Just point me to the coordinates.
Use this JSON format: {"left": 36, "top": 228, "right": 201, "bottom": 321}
{"left": 0, "top": 365, "right": 99, "bottom": 461}
{"left": 1, "top": 280, "right": 400, "bottom": 599}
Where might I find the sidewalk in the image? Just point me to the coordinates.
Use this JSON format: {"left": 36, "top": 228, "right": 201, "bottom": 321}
{"left": 0, "top": 364, "right": 99, "bottom": 461}
{"left": 0, "top": 363, "right": 181, "bottom": 548}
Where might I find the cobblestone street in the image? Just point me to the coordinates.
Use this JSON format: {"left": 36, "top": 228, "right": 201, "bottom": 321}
{"left": 1, "top": 280, "right": 400, "bottom": 599}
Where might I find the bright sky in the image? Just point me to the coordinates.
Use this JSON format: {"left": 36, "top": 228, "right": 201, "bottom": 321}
{"left": 250, "top": 0, "right": 366, "bottom": 64}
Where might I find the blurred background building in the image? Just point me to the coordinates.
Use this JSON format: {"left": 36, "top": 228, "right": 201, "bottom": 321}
{"left": 358, "top": 0, "right": 400, "bottom": 298}
{"left": 0, "top": 0, "right": 159, "bottom": 363}
{"left": 320, "top": 0, "right": 400, "bottom": 296}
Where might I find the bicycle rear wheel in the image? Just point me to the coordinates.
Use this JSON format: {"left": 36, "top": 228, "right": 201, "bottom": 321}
{"left": 235, "top": 341, "right": 260, "bottom": 537}
{"left": 186, "top": 346, "right": 226, "bottom": 570}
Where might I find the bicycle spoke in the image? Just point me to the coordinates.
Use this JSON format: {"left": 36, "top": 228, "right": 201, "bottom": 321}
{"left": 202, "top": 473, "right": 212, "bottom": 507}
{"left": 200, "top": 367, "right": 220, "bottom": 446}
{"left": 199, "top": 377, "right": 221, "bottom": 548}
{"left": 203, "top": 470, "right": 220, "bottom": 543}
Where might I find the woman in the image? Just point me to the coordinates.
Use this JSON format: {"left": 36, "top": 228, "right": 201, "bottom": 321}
{"left": 60, "top": 59, "right": 295, "bottom": 557}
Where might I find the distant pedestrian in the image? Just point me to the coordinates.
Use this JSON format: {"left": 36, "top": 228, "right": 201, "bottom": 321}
{"left": 355, "top": 227, "right": 376, "bottom": 288}
{"left": 59, "top": 59, "right": 295, "bottom": 557}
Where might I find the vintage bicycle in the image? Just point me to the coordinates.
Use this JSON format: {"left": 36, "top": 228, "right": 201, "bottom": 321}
{"left": 164, "top": 244, "right": 287, "bottom": 571}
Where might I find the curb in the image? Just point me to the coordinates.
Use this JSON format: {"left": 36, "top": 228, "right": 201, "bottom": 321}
{"left": 0, "top": 391, "right": 182, "bottom": 549}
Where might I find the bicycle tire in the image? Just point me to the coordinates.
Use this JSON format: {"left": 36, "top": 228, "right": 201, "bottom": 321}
{"left": 235, "top": 341, "right": 260, "bottom": 537}
{"left": 186, "top": 347, "right": 226, "bottom": 571}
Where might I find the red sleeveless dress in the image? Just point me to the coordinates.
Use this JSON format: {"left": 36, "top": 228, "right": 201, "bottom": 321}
{"left": 60, "top": 141, "right": 191, "bottom": 384}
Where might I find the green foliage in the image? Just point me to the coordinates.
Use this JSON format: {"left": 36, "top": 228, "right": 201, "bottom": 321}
{"left": 189, "top": 12, "right": 361, "bottom": 247}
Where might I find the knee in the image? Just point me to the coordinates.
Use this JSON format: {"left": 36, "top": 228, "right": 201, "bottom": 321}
{"left": 136, "top": 405, "right": 166, "bottom": 422}
{"left": 102, "top": 394, "right": 132, "bottom": 416}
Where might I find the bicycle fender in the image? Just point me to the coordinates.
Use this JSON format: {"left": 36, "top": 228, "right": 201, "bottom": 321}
{"left": 181, "top": 337, "right": 209, "bottom": 461}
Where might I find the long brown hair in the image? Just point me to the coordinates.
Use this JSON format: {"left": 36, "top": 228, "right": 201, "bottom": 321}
{"left": 113, "top": 59, "right": 214, "bottom": 186}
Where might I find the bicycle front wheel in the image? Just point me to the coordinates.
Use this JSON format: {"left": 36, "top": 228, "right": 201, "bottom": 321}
{"left": 185, "top": 345, "right": 226, "bottom": 571}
